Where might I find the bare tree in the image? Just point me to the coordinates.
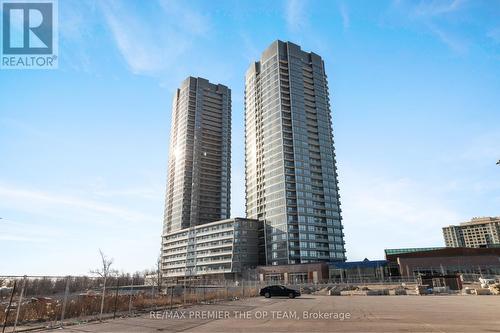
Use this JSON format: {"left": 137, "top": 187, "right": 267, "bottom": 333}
{"left": 90, "top": 249, "right": 117, "bottom": 321}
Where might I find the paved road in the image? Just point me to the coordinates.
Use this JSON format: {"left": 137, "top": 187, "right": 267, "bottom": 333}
{"left": 45, "top": 295, "right": 500, "bottom": 332}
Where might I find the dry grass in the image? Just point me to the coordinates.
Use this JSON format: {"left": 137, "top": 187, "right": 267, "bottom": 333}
{"left": 0, "top": 286, "right": 260, "bottom": 327}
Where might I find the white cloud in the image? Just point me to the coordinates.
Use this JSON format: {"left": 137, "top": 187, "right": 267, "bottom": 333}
{"left": 340, "top": 130, "right": 500, "bottom": 260}
{"left": 285, "top": 0, "right": 308, "bottom": 32}
{"left": 426, "top": 22, "right": 467, "bottom": 53}
{"left": 0, "top": 185, "right": 156, "bottom": 224}
{"left": 158, "top": 0, "right": 211, "bottom": 37}
{"left": 0, "top": 183, "right": 162, "bottom": 275}
{"left": 99, "top": 0, "right": 210, "bottom": 75}
{"left": 0, "top": 217, "right": 63, "bottom": 246}
{"left": 413, "top": 0, "right": 466, "bottom": 17}
{"left": 58, "top": 0, "right": 100, "bottom": 73}
{"left": 92, "top": 188, "right": 161, "bottom": 200}
{"left": 0, "top": 117, "right": 48, "bottom": 138}
{"left": 487, "top": 27, "right": 500, "bottom": 44}
{"left": 389, "top": 0, "right": 469, "bottom": 53}
{"left": 240, "top": 32, "right": 260, "bottom": 63}
{"left": 458, "top": 131, "right": 500, "bottom": 165}
{"left": 340, "top": 172, "right": 461, "bottom": 260}
{"left": 282, "top": 0, "right": 332, "bottom": 56}
{"left": 339, "top": 3, "right": 350, "bottom": 29}
{"left": 0, "top": 235, "right": 49, "bottom": 242}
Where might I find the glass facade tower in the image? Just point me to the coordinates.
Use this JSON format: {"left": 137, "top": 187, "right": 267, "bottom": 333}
{"left": 245, "top": 40, "right": 346, "bottom": 265}
{"left": 162, "top": 77, "right": 231, "bottom": 235}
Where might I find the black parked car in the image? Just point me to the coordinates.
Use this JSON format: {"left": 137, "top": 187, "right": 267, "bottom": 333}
{"left": 259, "top": 285, "right": 301, "bottom": 298}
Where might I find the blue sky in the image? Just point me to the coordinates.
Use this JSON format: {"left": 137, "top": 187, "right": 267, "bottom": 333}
{"left": 1, "top": 0, "right": 499, "bottom": 275}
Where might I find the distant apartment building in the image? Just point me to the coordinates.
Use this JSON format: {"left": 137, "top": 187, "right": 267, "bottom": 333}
{"left": 162, "top": 77, "right": 231, "bottom": 235}
{"left": 162, "top": 218, "right": 259, "bottom": 279}
{"left": 245, "top": 40, "right": 346, "bottom": 266}
{"left": 443, "top": 217, "right": 500, "bottom": 248}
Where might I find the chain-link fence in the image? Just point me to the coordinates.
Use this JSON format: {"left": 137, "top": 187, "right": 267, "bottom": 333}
{"left": 0, "top": 275, "right": 262, "bottom": 333}
{"left": 2, "top": 273, "right": 495, "bottom": 332}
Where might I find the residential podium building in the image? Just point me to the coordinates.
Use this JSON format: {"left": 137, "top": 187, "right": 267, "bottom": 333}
{"left": 163, "top": 218, "right": 259, "bottom": 279}
{"left": 443, "top": 216, "right": 500, "bottom": 248}
{"left": 245, "top": 40, "right": 346, "bottom": 266}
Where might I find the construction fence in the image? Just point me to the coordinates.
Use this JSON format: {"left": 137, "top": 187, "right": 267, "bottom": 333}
{"left": 2, "top": 273, "right": 495, "bottom": 332}
{"left": 0, "top": 275, "right": 262, "bottom": 333}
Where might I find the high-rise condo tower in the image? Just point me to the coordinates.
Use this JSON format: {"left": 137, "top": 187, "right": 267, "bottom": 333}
{"left": 245, "top": 41, "right": 346, "bottom": 265}
{"left": 162, "top": 77, "right": 231, "bottom": 235}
